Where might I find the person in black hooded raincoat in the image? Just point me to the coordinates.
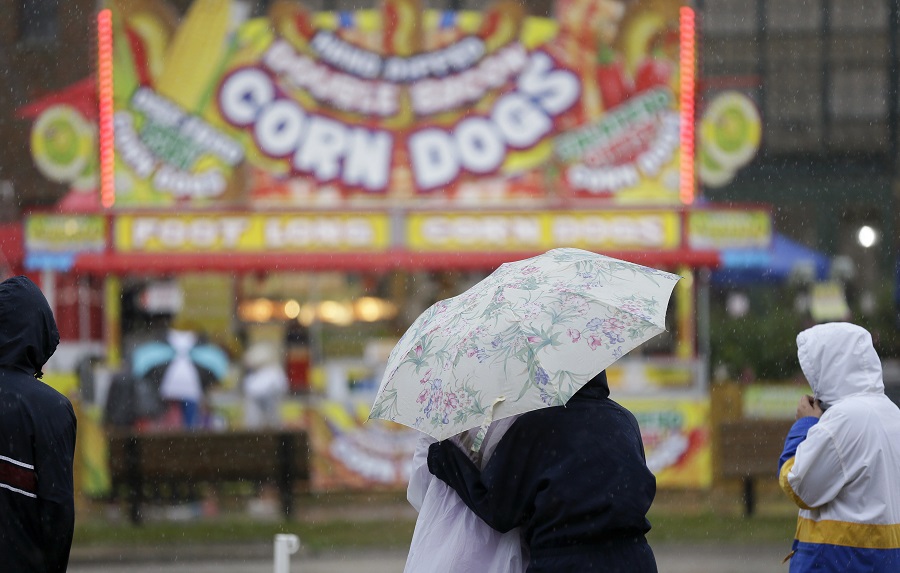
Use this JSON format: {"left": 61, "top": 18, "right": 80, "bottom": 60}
{"left": 427, "top": 370, "right": 657, "bottom": 573}
{"left": 0, "top": 276, "right": 77, "bottom": 573}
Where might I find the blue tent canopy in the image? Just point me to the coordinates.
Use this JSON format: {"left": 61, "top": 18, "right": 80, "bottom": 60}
{"left": 712, "top": 233, "right": 831, "bottom": 286}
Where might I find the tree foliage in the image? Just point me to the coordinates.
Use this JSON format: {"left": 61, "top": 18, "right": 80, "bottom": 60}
{"left": 709, "top": 283, "right": 900, "bottom": 383}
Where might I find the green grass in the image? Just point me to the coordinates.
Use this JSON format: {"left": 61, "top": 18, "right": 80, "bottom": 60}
{"left": 74, "top": 490, "right": 417, "bottom": 551}
{"left": 75, "top": 513, "right": 794, "bottom": 548}
{"left": 74, "top": 494, "right": 797, "bottom": 552}
{"left": 647, "top": 512, "right": 796, "bottom": 544}
{"left": 74, "top": 518, "right": 417, "bottom": 551}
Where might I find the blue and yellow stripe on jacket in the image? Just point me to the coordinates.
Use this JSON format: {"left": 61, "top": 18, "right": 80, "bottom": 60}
{"left": 778, "top": 417, "right": 900, "bottom": 572}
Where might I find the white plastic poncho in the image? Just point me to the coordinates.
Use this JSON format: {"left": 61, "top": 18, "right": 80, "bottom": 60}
{"left": 404, "top": 416, "right": 527, "bottom": 573}
{"left": 241, "top": 343, "right": 288, "bottom": 428}
{"left": 159, "top": 329, "right": 202, "bottom": 402}
{"left": 242, "top": 343, "right": 289, "bottom": 399}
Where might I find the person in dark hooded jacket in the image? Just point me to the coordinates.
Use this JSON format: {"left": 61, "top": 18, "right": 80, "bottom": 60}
{"left": 427, "top": 370, "right": 657, "bottom": 573}
{"left": 0, "top": 276, "right": 77, "bottom": 573}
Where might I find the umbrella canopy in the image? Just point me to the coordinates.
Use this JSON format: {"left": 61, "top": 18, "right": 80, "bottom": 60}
{"left": 131, "top": 338, "right": 229, "bottom": 380}
{"left": 369, "top": 248, "right": 681, "bottom": 444}
{"left": 117, "top": 334, "right": 229, "bottom": 423}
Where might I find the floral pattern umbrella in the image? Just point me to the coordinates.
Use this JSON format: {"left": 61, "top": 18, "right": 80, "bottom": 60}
{"left": 369, "top": 248, "right": 681, "bottom": 445}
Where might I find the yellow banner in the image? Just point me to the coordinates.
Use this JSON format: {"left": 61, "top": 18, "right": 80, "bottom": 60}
{"left": 305, "top": 396, "right": 710, "bottom": 491}
{"left": 115, "top": 213, "right": 391, "bottom": 253}
{"left": 621, "top": 397, "right": 711, "bottom": 488}
{"left": 743, "top": 383, "right": 810, "bottom": 420}
{"left": 74, "top": 405, "right": 112, "bottom": 497}
{"left": 307, "top": 399, "right": 418, "bottom": 491}
{"left": 549, "top": 211, "right": 681, "bottom": 250}
{"left": 407, "top": 212, "right": 544, "bottom": 251}
{"left": 606, "top": 359, "right": 697, "bottom": 393}
{"left": 687, "top": 209, "right": 771, "bottom": 250}
{"left": 810, "top": 281, "right": 851, "bottom": 322}
{"left": 25, "top": 214, "right": 107, "bottom": 252}
{"left": 407, "top": 210, "right": 681, "bottom": 251}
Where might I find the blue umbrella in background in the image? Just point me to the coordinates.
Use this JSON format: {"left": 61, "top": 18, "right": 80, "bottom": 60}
{"left": 712, "top": 233, "right": 831, "bottom": 287}
{"left": 131, "top": 339, "right": 229, "bottom": 381}
{"left": 126, "top": 334, "right": 230, "bottom": 425}
{"left": 131, "top": 341, "right": 175, "bottom": 380}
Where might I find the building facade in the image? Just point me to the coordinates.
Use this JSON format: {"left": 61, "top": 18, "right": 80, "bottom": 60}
{"left": 700, "top": 0, "right": 898, "bottom": 287}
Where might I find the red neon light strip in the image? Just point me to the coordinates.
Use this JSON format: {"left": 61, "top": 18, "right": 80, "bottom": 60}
{"left": 679, "top": 6, "right": 696, "bottom": 205}
{"left": 97, "top": 9, "right": 115, "bottom": 209}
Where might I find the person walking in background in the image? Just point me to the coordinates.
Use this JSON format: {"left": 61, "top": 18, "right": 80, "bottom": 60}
{"left": 427, "top": 370, "right": 658, "bottom": 573}
{"left": 0, "top": 276, "right": 77, "bottom": 573}
{"left": 240, "top": 341, "right": 290, "bottom": 517}
{"left": 157, "top": 327, "right": 211, "bottom": 428}
{"left": 778, "top": 322, "right": 900, "bottom": 572}
{"left": 405, "top": 415, "right": 527, "bottom": 573}
{"left": 241, "top": 341, "right": 289, "bottom": 428}
{"left": 129, "top": 321, "right": 229, "bottom": 431}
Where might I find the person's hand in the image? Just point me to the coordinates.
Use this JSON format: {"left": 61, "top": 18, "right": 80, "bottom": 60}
{"left": 427, "top": 441, "right": 444, "bottom": 476}
{"left": 796, "top": 395, "right": 823, "bottom": 420}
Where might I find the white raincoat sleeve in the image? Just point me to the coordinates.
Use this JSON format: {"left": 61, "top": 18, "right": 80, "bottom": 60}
{"left": 783, "top": 419, "right": 848, "bottom": 510}
{"left": 404, "top": 420, "right": 527, "bottom": 573}
{"left": 407, "top": 434, "right": 437, "bottom": 512}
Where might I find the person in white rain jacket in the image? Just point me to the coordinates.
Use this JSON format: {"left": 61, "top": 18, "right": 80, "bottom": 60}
{"left": 405, "top": 416, "right": 527, "bottom": 573}
{"left": 778, "top": 322, "right": 900, "bottom": 572}
{"left": 241, "top": 342, "right": 289, "bottom": 428}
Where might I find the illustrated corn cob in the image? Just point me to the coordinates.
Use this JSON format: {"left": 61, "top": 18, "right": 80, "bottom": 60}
{"left": 110, "top": 0, "right": 179, "bottom": 93}
{"left": 110, "top": 4, "right": 140, "bottom": 103}
{"left": 154, "top": 0, "right": 232, "bottom": 111}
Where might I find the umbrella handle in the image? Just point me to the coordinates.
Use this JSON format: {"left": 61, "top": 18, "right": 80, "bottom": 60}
{"left": 471, "top": 396, "right": 506, "bottom": 453}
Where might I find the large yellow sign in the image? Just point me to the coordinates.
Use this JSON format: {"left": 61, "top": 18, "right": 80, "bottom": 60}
{"left": 622, "top": 397, "right": 711, "bottom": 488}
{"left": 407, "top": 210, "right": 681, "bottom": 251}
{"left": 311, "top": 396, "right": 710, "bottom": 491}
{"left": 115, "top": 213, "right": 391, "bottom": 252}
{"left": 307, "top": 399, "right": 418, "bottom": 491}
{"left": 25, "top": 215, "right": 107, "bottom": 252}
{"left": 687, "top": 209, "right": 771, "bottom": 250}
{"left": 76, "top": 0, "right": 687, "bottom": 208}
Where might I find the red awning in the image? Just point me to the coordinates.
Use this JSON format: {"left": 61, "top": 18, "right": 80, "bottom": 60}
{"left": 16, "top": 76, "right": 98, "bottom": 120}
{"left": 0, "top": 223, "right": 23, "bottom": 270}
{"left": 72, "top": 249, "right": 720, "bottom": 275}
{"left": 55, "top": 189, "right": 102, "bottom": 213}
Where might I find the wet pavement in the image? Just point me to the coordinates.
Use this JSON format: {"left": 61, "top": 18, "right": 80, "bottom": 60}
{"left": 68, "top": 542, "right": 791, "bottom": 572}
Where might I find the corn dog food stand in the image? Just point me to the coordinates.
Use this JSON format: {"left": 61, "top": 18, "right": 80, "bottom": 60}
{"left": 16, "top": 0, "right": 770, "bottom": 494}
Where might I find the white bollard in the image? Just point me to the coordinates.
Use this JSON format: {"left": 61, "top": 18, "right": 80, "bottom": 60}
{"left": 273, "top": 533, "right": 301, "bottom": 573}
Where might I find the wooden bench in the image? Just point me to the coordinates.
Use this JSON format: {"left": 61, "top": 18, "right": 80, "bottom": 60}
{"left": 718, "top": 419, "right": 793, "bottom": 516}
{"left": 108, "top": 429, "right": 310, "bottom": 524}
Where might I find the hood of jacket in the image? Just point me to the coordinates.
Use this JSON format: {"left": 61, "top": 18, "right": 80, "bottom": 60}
{"left": 796, "top": 322, "right": 883, "bottom": 408}
{"left": 574, "top": 370, "right": 610, "bottom": 400}
{"left": 0, "top": 275, "right": 59, "bottom": 377}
